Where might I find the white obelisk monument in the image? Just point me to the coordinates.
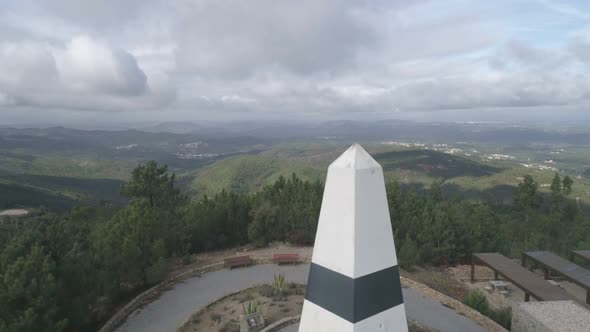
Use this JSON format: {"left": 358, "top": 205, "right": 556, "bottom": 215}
{"left": 299, "top": 144, "right": 408, "bottom": 332}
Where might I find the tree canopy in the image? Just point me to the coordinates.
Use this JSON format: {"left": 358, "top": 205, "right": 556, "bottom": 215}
{"left": 1, "top": 162, "right": 589, "bottom": 331}
{"left": 120, "top": 161, "right": 184, "bottom": 209}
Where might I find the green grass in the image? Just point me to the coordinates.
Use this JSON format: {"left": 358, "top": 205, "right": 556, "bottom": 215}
{"left": 0, "top": 182, "right": 75, "bottom": 211}
{"left": 5, "top": 132, "right": 590, "bottom": 212}
{"left": 189, "top": 147, "right": 504, "bottom": 197}
{"left": 0, "top": 151, "right": 136, "bottom": 180}
{"left": 0, "top": 174, "right": 126, "bottom": 210}
{"left": 187, "top": 146, "right": 590, "bottom": 209}
{"left": 0, "top": 150, "right": 130, "bottom": 210}
{"left": 189, "top": 154, "right": 323, "bottom": 196}
{"left": 375, "top": 149, "right": 503, "bottom": 178}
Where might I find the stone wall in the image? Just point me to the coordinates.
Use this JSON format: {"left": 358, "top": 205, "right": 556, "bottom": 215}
{"left": 512, "top": 301, "right": 590, "bottom": 332}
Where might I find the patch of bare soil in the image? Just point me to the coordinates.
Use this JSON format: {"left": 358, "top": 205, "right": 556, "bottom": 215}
{"left": 0, "top": 209, "right": 29, "bottom": 216}
{"left": 178, "top": 284, "right": 305, "bottom": 332}
{"left": 401, "top": 265, "right": 470, "bottom": 301}
{"left": 448, "top": 264, "right": 496, "bottom": 282}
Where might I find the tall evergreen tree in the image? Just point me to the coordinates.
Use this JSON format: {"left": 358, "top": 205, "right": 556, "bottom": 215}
{"left": 562, "top": 175, "right": 574, "bottom": 196}
{"left": 514, "top": 174, "right": 539, "bottom": 249}
{"left": 121, "top": 161, "right": 184, "bottom": 209}
{"left": 549, "top": 173, "right": 562, "bottom": 213}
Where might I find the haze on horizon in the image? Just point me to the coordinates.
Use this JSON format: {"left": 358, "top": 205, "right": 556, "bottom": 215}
{"left": 2, "top": 0, "right": 590, "bottom": 126}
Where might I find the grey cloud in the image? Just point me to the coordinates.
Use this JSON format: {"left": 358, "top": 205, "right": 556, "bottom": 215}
{"left": 173, "top": 0, "right": 378, "bottom": 78}
{"left": 1, "top": 0, "right": 590, "bottom": 121}
{"left": 36, "top": 0, "right": 151, "bottom": 31}
{"left": 490, "top": 40, "right": 571, "bottom": 72}
{"left": 569, "top": 38, "right": 590, "bottom": 63}
{"left": 0, "top": 41, "right": 58, "bottom": 89}
{"left": 108, "top": 49, "right": 148, "bottom": 96}
{"left": 388, "top": 76, "right": 590, "bottom": 110}
{"left": 506, "top": 40, "right": 553, "bottom": 64}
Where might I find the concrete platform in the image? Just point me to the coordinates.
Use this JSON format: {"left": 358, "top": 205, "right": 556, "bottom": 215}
{"left": 115, "top": 264, "right": 486, "bottom": 332}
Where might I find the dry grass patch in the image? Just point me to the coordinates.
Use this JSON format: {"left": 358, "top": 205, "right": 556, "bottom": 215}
{"left": 178, "top": 284, "right": 305, "bottom": 332}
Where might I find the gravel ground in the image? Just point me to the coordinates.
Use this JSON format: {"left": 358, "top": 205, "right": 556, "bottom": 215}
{"left": 116, "top": 264, "right": 486, "bottom": 332}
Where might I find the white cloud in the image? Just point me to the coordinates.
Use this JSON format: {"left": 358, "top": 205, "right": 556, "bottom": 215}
{"left": 0, "top": 41, "right": 58, "bottom": 88}
{"left": 54, "top": 36, "right": 147, "bottom": 96}
{"left": 0, "top": 35, "right": 173, "bottom": 112}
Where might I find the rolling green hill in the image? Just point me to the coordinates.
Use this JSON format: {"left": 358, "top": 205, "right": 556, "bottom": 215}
{"left": 4, "top": 125, "right": 590, "bottom": 211}
{"left": 0, "top": 182, "right": 75, "bottom": 211}
{"left": 189, "top": 154, "right": 323, "bottom": 196}
{"left": 0, "top": 175, "right": 126, "bottom": 211}
{"left": 189, "top": 148, "right": 502, "bottom": 196}
{"left": 187, "top": 147, "right": 590, "bottom": 208}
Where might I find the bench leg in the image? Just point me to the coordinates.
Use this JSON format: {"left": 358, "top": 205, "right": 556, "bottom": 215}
{"left": 544, "top": 268, "right": 550, "bottom": 280}
{"left": 494, "top": 271, "right": 499, "bottom": 280}
{"left": 525, "top": 293, "right": 530, "bottom": 302}
{"left": 470, "top": 262, "right": 475, "bottom": 283}
{"left": 587, "top": 289, "right": 590, "bottom": 305}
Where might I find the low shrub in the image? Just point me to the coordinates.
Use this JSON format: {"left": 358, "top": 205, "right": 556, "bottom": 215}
{"left": 271, "top": 274, "right": 289, "bottom": 297}
{"left": 490, "top": 306, "right": 512, "bottom": 330}
{"left": 242, "top": 301, "right": 258, "bottom": 315}
{"left": 462, "top": 289, "right": 490, "bottom": 316}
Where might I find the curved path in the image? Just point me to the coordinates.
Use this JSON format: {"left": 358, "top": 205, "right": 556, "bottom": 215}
{"left": 116, "top": 264, "right": 484, "bottom": 332}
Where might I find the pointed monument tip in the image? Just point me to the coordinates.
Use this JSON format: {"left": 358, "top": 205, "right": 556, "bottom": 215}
{"left": 330, "top": 143, "right": 381, "bottom": 170}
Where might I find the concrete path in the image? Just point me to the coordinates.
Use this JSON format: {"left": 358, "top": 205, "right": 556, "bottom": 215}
{"left": 116, "top": 264, "right": 484, "bottom": 332}
{"left": 281, "top": 287, "right": 485, "bottom": 332}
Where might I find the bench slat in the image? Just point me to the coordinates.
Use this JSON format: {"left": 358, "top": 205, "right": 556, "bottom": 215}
{"left": 223, "top": 255, "right": 252, "bottom": 269}
{"left": 272, "top": 253, "right": 300, "bottom": 264}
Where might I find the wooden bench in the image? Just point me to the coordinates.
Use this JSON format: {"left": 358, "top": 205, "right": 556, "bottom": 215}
{"left": 272, "top": 253, "right": 300, "bottom": 265}
{"left": 224, "top": 255, "right": 252, "bottom": 269}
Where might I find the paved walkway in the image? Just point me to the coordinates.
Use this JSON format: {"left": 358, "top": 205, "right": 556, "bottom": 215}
{"left": 281, "top": 287, "right": 485, "bottom": 332}
{"left": 116, "top": 264, "right": 484, "bottom": 332}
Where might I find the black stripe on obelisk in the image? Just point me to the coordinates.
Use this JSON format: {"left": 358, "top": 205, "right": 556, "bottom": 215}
{"left": 305, "top": 263, "right": 404, "bottom": 323}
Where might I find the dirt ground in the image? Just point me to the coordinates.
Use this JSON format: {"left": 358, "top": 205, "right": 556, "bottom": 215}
{"left": 171, "top": 245, "right": 473, "bottom": 304}
{"left": 177, "top": 281, "right": 432, "bottom": 332}
{"left": 177, "top": 284, "right": 305, "bottom": 332}
{"left": 167, "top": 243, "right": 313, "bottom": 279}
{"left": 0, "top": 209, "right": 29, "bottom": 216}
{"left": 401, "top": 265, "right": 470, "bottom": 301}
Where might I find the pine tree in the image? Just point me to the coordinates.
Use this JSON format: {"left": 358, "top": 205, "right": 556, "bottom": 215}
{"left": 514, "top": 174, "right": 538, "bottom": 249}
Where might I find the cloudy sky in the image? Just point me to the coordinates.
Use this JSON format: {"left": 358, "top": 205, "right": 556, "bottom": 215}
{"left": 2, "top": 0, "right": 590, "bottom": 125}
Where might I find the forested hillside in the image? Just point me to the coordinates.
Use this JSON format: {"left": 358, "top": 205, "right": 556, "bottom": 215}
{"left": 1, "top": 161, "right": 589, "bottom": 331}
